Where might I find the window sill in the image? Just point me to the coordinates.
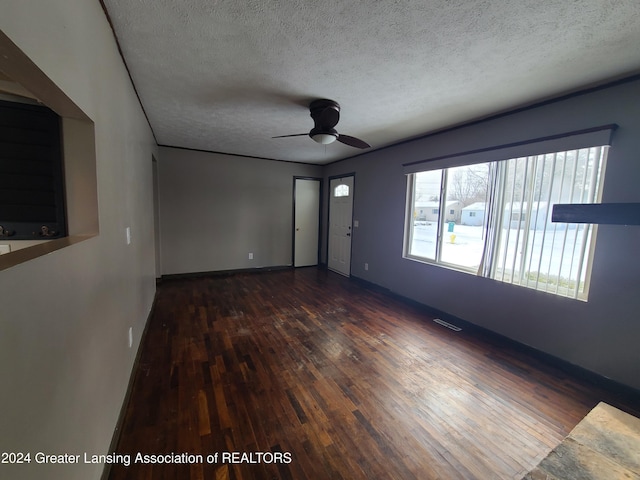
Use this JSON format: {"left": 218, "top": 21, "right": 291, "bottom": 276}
{"left": 0, "top": 234, "right": 96, "bottom": 272}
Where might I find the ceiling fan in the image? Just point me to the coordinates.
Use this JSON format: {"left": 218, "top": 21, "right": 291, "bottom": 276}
{"left": 273, "top": 99, "right": 371, "bottom": 149}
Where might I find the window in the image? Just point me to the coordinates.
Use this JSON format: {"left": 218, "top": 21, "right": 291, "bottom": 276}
{"left": 408, "top": 169, "right": 441, "bottom": 259}
{"left": 404, "top": 144, "right": 609, "bottom": 300}
{"left": 334, "top": 184, "right": 349, "bottom": 197}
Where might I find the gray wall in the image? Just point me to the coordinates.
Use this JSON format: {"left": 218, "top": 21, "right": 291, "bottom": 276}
{"left": 158, "top": 147, "right": 322, "bottom": 275}
{"left": 324, "top": 79, "right": 640, "bottom": 390}
{"left": 0, "top": 2, "right": 158, "bottom": 479}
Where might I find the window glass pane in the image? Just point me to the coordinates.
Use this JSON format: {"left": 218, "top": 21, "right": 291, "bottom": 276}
{"left": 334, "top": 184, "right": 349, "bottom": 197}
{"left": 440, "top": 164, "right": 490, "bottom": 270}
{"left": 408, "top": 170, "right": 442, "bottom": 260}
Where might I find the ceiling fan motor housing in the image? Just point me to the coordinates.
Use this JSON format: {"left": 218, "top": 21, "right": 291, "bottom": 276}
{"left": 310, "top": 99, "right": 340, "bottom": 126}
{"left": 309, "top": 99, "right": 340, "bottom": 115}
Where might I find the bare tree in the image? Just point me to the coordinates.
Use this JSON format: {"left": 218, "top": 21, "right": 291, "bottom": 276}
{"left": 448, "top": 164, "right": 489, "bottom": 207}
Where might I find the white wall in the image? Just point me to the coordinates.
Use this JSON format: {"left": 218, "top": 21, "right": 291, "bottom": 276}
{"left": 158, "top": 147, "right": 322, "bottom": 275}
{"left": 325, "top": 78, "right": 640, "bottom": 390}
{"left": 0, "top": 2, "right": 157, "bottom": 479}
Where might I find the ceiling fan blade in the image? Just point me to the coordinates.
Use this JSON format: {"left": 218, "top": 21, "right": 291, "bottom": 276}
{"left": 337, "top": 134, "right": 371, "bottom": 149}
{"left": 272, "top": 133, "right": 308, "bottom": 138}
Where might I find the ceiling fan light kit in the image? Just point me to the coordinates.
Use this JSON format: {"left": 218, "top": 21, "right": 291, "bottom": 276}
{"left": 274, "top": 99, "right": 370, "bottom": 149}
{"left": 310, "top": 130, "right": 338, "bottom": 144}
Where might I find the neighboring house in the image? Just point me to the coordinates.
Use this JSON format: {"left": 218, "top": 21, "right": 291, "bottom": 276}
{"left": 503, "top": 202, "right": 549, "bottom": 230}
{"left": 415, "top": 201, "right": 461, "bottom": 222}
{"left": 461, "top": 201, "right": 563, "bottom": 229}
{"left": 461, "top": 202, "right": 486, "bottom": 226}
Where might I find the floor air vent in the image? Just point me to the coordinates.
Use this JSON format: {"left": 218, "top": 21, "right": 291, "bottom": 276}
{"left": 433, "top": 318, "right": 462, "bottom": 331}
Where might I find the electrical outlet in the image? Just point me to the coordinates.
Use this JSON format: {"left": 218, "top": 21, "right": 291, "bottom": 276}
{"left": 248, "top": 252, "right": 253, "bottom": 260}
{"left": 364, "top": 263, "right": 369, "bottom": 271}
{"left": 128, "top": 327, "right": 133, "bottom": 348}
{"left": 354, "top": 220, "right": 359, "bottom": 227}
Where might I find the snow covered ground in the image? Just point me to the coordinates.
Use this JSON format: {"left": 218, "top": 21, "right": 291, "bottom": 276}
{"left": 410, "top": 223, "right": 484, "bottom": 268}
{"left": 410, "top": 222, "right": 591, "bottom": 286}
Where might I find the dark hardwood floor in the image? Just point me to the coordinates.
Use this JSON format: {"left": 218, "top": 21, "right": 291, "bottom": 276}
{"left": 108, "top": 268, "right": 639, "bottom": 480}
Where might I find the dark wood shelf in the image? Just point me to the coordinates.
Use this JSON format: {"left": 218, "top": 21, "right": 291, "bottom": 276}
{"left": 552, "top": 203, "right": 640, "bottom": 225}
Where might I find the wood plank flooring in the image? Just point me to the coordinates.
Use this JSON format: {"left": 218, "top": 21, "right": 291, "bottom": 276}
{"left": 108, "top": 268, "right": 640, "bottom": 480}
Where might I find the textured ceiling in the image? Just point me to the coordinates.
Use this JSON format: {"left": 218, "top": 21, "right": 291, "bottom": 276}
{"left": 101, "top": 0, "right": 640, "bottom": 164}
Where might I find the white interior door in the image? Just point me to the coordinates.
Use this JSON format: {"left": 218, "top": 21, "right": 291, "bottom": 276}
{"left": 294, "top": 178, "right": 320, "bottom": 267}
{"left": 328, "top": 176, "right": 354, "bottom": 276}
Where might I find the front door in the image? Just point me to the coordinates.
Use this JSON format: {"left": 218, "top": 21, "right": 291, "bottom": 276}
{"left": 328, "top": 176, "right": 354, "bottom": 276}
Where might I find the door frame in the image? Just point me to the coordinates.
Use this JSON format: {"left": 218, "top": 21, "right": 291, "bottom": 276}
{"left": 292, "top": 176, "right": 323, "bottom": 267}
{"left": 327, "top": 173, "right": 356, "bottom": 276}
